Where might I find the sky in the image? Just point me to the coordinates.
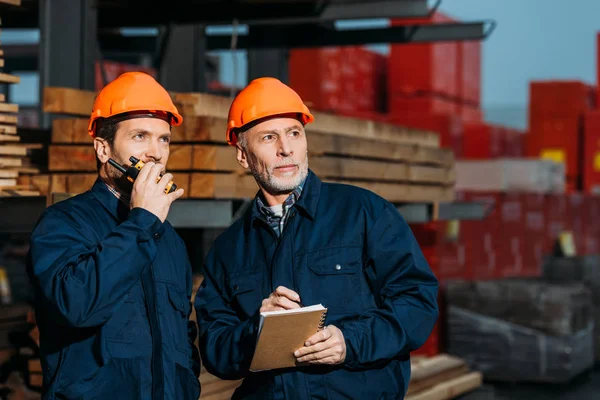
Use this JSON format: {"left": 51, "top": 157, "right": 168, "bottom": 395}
{"left": 4, "top": 0, "right": 600, "bottom": 129}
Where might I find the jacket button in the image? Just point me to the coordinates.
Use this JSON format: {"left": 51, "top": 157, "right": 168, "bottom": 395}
{"left": 335, "top": 264, "right": 342, "bottom": 271}
{"left": 154, "top": 232, "right": 161, "bottom": 239}
{"left": 233, "top": 284, "right": 239, "bottom": 291}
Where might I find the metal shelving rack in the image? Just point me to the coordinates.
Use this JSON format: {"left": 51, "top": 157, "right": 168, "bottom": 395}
{"left": 0, "top": 0, "right": 496, "bottom": 231}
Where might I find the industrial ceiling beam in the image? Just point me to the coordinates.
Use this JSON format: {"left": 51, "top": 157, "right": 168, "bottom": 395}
{"left": 94, "top": 20, "right": 494, "bottom": 53}
{"left": 0, "top": 0, "right": 438, "bottom": 28}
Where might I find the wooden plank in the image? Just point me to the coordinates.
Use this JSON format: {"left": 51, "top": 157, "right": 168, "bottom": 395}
{"left": 0, "top": 145, "right": 26, "bottom": 156}
{"left": 28, "top": 359, "right": 42, "bottom": 374}
{"left": 43, "top": 87, "right": 95, "bottom": 116}
{"left": 0, "top": 170, "right": 17, "bottom": 178}
{"left": 0, "top": 157, "right": 22, "bottom": 167}
{"left": 189, "top": 173, "right": 455, "bottom": 203}
{"left": 44, "top": 89, "right": 440, "bottom": 147}
{"left": 0, "top": 0, "right": 22, "bottom": 5}
{"left": 0, "top": 134, "right": 19, "bottom": 142}
{"left": 49, "top": 145, "right": 194, "bottom": 172}
{"left": 0, "top": 114, "right": 18, "bottom": 124}
{"left": 0, "top": 178, "right": 17, "bottom": 186}
{"left": 0, "top": 72, "right": 19, "bottom": 84}
{"left": 166, "top": 144, "right": 193, "bottom": 170}
{"left": 172, "top": 92, "right": 439, "bottom": 147}
{"left": 181, "top": 116, "right": 225, "bottom": 143}
{"left": 0, "top": 189, "right": 40, "bottom": 196}
{"left": 405, "top": 372, "right": 483, "bottom": 400}
{"left": 30, "top": 175, "right": 51, "bottom": 196}
{"left": 52, "top": 118, "right": 91, "bottom": 143}
{"left": 48, "top": 145, "right": 96, "bottom": 171}
{"left": 0, "top": 103, "right": 18, "bottom": 113}
{"left": 192, "top": 145, "right": 239, "bottom": 171}
{"left": 0, "top": 124, "right": 17, "bottom": 134}
{"left": 407, "top": 365, "right": 469, "bottom": 396}
{"left": 0, "top": 92, "right": 5, "bottom": 101}
{"left": 189, "top": 144, "right": 453, "bottom": 185}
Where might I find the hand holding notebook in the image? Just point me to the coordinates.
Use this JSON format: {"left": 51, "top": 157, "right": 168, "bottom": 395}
{"left": 249, "top": 303, "right": 329, "bottom": 372}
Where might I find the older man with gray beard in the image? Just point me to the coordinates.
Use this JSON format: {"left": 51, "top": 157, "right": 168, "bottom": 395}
{"left": 194, "top": 78, "right": 439, "bottom": 400}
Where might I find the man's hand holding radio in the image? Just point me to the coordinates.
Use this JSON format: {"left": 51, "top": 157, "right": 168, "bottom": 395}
{"left": 130, "top": 161, "right": 184, "bottom": 222}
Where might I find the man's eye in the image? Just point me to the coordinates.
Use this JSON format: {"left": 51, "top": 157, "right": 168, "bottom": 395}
{"left": 263, "top": 135, "right": 274, "bottom": 141}
{"left": 160, "top": 137, "right": 171, "bottom": 143}
{"left": 289, "top": 131, "right": 300, "bottom": 137}
{"left": 134, "top": 133, "right": 145, "bottom": 139}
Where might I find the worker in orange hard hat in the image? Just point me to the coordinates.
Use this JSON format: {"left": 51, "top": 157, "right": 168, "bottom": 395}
{"left": 27, "top": 72, "right": 201, "bottom": 400}
{"left": 195, "top": 77, "right": 438, "bottom": 399}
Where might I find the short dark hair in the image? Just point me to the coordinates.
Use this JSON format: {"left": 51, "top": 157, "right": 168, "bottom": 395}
{"left": 94, "top": 117, "right": 120, "bottom": 170}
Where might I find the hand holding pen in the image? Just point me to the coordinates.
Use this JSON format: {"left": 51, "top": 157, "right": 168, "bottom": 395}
{"left": 260, "top": 286, "right": 304, "bottom": 312}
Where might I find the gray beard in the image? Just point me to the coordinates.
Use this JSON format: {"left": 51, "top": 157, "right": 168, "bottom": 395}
{"left": 250, "top": 159, "right": 309, "bottom": 195}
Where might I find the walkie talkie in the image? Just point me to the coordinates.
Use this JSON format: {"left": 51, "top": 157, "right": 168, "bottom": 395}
{"left": 108, "top": 156, "right": 177, "bottom": 194}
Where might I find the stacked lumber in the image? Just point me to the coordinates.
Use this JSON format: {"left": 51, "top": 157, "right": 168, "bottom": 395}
{"left": 407, "top": 354, "right": 483, "bottom": 400}
{"left": 37, "top": 86, "right": 456, "bottom": 203}
{"left": 0, "top": 1, "right": 43, "bottom": 196}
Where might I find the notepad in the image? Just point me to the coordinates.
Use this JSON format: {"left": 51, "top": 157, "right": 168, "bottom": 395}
{"left": 249, "top": 304, "right": 328, "bottom": 372}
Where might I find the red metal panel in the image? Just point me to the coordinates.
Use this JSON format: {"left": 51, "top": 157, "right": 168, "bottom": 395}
{"left": 458, "top": 40, "right": 482, "bottom": 105}
{"left": 522, "top": 193, "right": 546, "bottom": 277}
{"left": 496, "top": 193, "right": 524, "bottom": 278}
{"left": 461, "top": 192, "right": 500, "bottom": 280}
{"left": 544, "top": 194, "right": 568, "bottom": 253}
{"left": 388, "top": 12, "right": 459, "bottom": 98}
{"left": 463, "top": 123, "right": 505, "bottom": 159}
{"left": 388, "top": 113, "right": 464, "bottom": 158}
{"left": 529, "top": 81, "right": 595, "bottom": 116}
{"left": 460, "top": 104, "right": 483, "bottom": 124}
{"left": 289, "top": 47, "right": 343, "bottom": 112}
{"left": 583, "top": 111, "right": 600, "bottom": 194}
{"left": 389, "top": 94, "right": 458, "bottom": 116}
{"left": 526, "top": 114, "right": 582, "bottom": 179}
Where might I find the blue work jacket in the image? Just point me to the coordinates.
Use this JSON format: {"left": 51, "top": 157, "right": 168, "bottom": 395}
{"left": 195, "top": 170, "right": 439, "bottom": 399}
{"left": 26, "top": 178, "right": 200, "bottom": 400}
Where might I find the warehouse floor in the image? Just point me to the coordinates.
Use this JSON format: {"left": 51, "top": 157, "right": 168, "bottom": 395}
{"left": 486, "top": 367, "right": 600, "bottom": 399}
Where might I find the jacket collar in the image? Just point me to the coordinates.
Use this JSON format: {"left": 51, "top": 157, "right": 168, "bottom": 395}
{"left": 90, "top": 177, "right": 131, "bottom": 221}
{"left": 248, "top": 169, "right": 321, "bottom": 227}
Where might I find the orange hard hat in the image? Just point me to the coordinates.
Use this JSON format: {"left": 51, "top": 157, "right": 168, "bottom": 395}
{"left": 88, "top": 71, "right": 183, "bottom": 137}
{"left": 226, "top": 77, "right": 314, "bottom": 146}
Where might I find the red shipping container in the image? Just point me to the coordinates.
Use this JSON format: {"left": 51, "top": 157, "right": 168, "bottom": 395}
{"left": 584, "top": 195, "right": 600, "bottom": 254}
{"left": 496, "top": 193, "right": 524, "bottom": 277}
{"left": 529, "top": 81, "right": 595, "bottom": 116}
{"left": 95, "top": 60, "right": 157, "bottom": 91}
{"left": 460, "top": 104, "right": 484, "bottom": 124}
{"left": 522, "top": 193, "right": 546, "bottom": 277}
{"left": 389, "top": 13, "right": 458, "bottom": 98}
{"left": 436, "top": 192, "right": 467, "bottom": 281}
{"left": 583, "top": 111, "right": 600, "bottom": 194}
{"left": 544, "top": 194, "right": 568, "bottom": 253}
{"left": 458, "top": 40, "right": 482, "bottom": 105}
{"left": 462, "top": 192, "right": 500, "bottom": 280}
{"left": 526, "top": 114, "right": 583, "bottom": 179}
{"left": 388, "top": 113, "right": 464, "bottom": 158}
{"left": 389, "top": 94, "right": 457, "bottom": 116}
{"left": 289, "top": 47, "right": 343, "bottom": 112}
{"left": 504, "top": 128, "right": 525, "bottom": 157}
{"left": 568, "top": 193, "right": 586, "bottom": 253}
{"left": 463, "top": 123, "right": 505, "bottom": 159}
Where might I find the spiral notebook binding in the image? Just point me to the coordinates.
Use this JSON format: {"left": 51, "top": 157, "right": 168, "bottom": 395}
{"left": 318, "top": 310, "right": 328, "bottom": 331}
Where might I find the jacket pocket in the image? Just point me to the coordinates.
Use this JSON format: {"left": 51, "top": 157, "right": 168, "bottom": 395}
{"left": 56, "top": 357, "right": 142, "bottom": 400}
{"left": 306, "top": 246, "right": 368, "bottom": 314}
{"left": 158, "top": 284, "right": 191, "bottom": 359}
{"left": 227, "top": 269, "right": 264, "bottom": 319}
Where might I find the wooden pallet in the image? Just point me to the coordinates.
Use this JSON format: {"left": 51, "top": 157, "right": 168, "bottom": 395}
{"left": 407, "top": 354, "right": 483, "bottom": 400}
{"left": 40, "top": 87, "right": 455, "bottom": 203}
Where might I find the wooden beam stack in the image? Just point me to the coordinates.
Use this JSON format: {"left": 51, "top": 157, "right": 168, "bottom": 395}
{"left": 0, "top": 0, "right": 43, "bottom": 197}
{"left": 38, "top": 86, "right": 456, "bottom": 203}
{"left": 407, "top": 354, "right": 483, "bottom": 400}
